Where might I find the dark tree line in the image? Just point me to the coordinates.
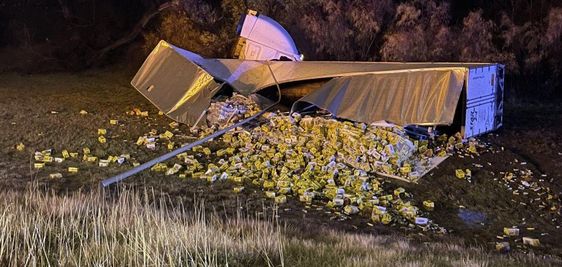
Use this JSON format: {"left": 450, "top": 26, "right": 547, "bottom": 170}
{"left": 1, "top": 0, "right": 561, "bottom": 99}
{"left": 145, "top": 0, "right": 562, "bottom": 99}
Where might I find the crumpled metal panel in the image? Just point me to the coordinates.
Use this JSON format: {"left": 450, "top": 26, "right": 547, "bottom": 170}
{"left": 292, "top": 68, "right": 466, "bottom": 126}
{"left": 131, "top": 41, "right": 222, "bottom": 124}
{"left": 192, "top": 59, "right": 477, "bottom": 96}
{"left": 132, "top": 41, "right": 477, "bottom": 126}
{"left": 149, "top": 41, "right": 484, "bottom": 95}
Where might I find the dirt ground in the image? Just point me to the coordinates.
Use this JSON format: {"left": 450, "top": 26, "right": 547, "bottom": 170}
{"left": 1, "top": 68, "right": 561, "bottom": 260}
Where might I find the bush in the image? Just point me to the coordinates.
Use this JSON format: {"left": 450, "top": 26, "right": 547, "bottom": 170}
{"left": 380, "top": 0, "right": 453, "bottom": 61}
{"left": 143, "top": 9, "right": 225, "bottom": 57}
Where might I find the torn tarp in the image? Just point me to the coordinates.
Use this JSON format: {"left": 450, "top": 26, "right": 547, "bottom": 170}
{"left": 291, "top": 68, "right": 466, "bottom": 126}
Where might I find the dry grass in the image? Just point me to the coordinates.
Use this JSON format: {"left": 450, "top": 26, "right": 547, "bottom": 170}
{"left": 0, "top": 187, "right": 283, "bottom": 266}
{"left": 0, "top": 187, "right": 558, "bottom": 267}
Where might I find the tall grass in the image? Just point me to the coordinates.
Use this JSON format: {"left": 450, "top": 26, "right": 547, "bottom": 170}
{"left": 0, "top": 187, "right": 557, "bottom": 266}
{"left": 0, "top": 188, "right": 283, "bottom": 266}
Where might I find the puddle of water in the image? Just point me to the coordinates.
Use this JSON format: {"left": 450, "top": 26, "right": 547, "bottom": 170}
{"left": 457, "top": 208, "right": 487, "bottom": 227}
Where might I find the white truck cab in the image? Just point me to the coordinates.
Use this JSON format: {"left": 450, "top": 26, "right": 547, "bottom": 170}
{"left": 233, "top": 10, "right": 302, "bottom": 61}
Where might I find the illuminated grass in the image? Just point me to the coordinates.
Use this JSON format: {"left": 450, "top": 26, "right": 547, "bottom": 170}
{"left": 0, "top": 188, "right": 557, "bottom": 266}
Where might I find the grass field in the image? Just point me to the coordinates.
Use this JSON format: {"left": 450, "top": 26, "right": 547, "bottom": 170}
{"left": 0, "top": 186, "right": 556, "bottom": 266}
{"left": 0, "top": 67, "right": 561, "bottom": 266}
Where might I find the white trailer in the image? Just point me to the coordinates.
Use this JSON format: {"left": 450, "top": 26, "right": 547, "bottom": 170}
{"left": 463, "top": 65, "right": 504, "bottom": 137}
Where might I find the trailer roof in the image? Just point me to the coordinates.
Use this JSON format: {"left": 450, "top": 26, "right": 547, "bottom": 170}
{"left": 132, "top": 41, "right": 493, "bottom": 126}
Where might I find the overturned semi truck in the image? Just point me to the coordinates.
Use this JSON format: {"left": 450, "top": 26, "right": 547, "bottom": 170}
{"left": 102, "top": 10, "right": 505, "bottom": 187}
{"left": 132, "top": 10, "right": 504, "bottom": 139}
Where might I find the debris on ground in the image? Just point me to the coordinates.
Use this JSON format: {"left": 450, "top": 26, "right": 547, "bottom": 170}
{"left": 34, "top": 163, "right": 45, "bottom": 169}
{"left": 455, "top": 169, "right": 466, "bottom": 179}
{"left": 496, "top": 241, "right": 511, "bottom": 253}
{"left": 423, "top": 200, "right": 435, "bottom": 211}
{"left": 522, "top": 237, "right": 541, "bottom": 247}
{"left": 503, "top": 227, "right": 520, "bottom": 236}
{"left": 49, "top": 173, "right": 63, "bottom": 179}
{"left": 127, "top": 108, "right": 149, "bottom": 117}
{"left": 206, "top": 93, "right": 261, "bottom": 128}
{"left": 26, "top": 94, "right": 562, "bottom": 250}
{"left": 15, "top": 143, "right": 25, "bottom": 151}
{"left": 138, "top": 94, "right": 469, "bottom": 231}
